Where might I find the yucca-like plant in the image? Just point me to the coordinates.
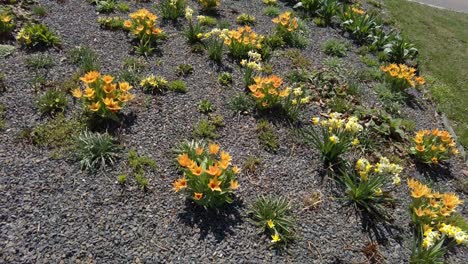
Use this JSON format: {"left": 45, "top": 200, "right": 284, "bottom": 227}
{"left": 248, "top": 196, "right": 296, "bottom": 247}
{"left": 75, "top": 130, "right": 121, "bottom": 171}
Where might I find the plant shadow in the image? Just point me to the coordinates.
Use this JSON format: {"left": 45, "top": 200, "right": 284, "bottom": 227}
{"left": 357, "top": 209, "right": 405, "bottom": 246}
{"left": 415, "top": 160, "right": 453, "bottom": 182}
{"left": 177, "top": 198, "right": 244, "bottom": 242}
{"left": 86, "top": 112, "right": 137, "bottom": 135}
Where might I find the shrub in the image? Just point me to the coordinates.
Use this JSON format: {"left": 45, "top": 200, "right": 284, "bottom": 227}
{"left": 140, "top": 75, "right": 168, "bottom": 93}
{"left": 159, "top": 0, "right": 186, "bottom": 21}
{"left": 340, "top": 6, "right": 378, "bottom": 43}
{"left": 228, "top": 93, "right": 254, "bottom": 114}
{"left": 383, "top": 35, "right": 418, "bottom": 63}
{"left": 237, "top": 13, "right": 256, "bottom": 25}
{"left": 249, "top": 196, "right": 296, "bottom": 247}
{"left": 37, "top": 89, "right": 68, "bottom": 115}
{"left": 317, "top": 0, "right": 341, "bottom": 25}
{"left": 264, "top": 6, "right": 280, "bottom": 17}
{"left": 322, "top": 38, "right": 347, "bottom": 57}
{"left": 218, "top": 72, "right": 232, "bottom": 86}
{"left": 25, "top": 54, "right": 54, "bottom": 69}
{"left": 303, "top": 113, "right": 363, "bottom": 163}
{"left": 116, "top": 2, "right": 130, "bottom": 12}
{"left": 193, "top": 118, "right": 217, "bottom": 139}
{"left": 338, "top": 157, "right": 402, "bottom": 222}
{"left": 29, "top": 114, "right": 84, "bottom": 149}
{"left": 381, "top": 64, "right": 425, "bottom": 91}
{"left": 32, "top": 5, "right": 47, "bottom": 16}
{"left": 220, "top": 26, "right": 265, "bottom": 60}
{"left": 297, "top": 0, "right": 321, "bottom": 15}
{"left": 16, "top": 23, "right": 60, "bottom": 48}
{"left": 173, "top": 141, "right": 240, "bottom": 208}
{"left": 197, "top": 15, "right": 217, "bottom": 26}
{"left": 272, "top": 12, "right": 305, "bottom": 48}
{"left": 176, "top": 64, "right": 194, "bottom": 76}
{"left": 71, "top": 71, "right": 135, "bottom": 121}
{"left": 123, "top": 9, "right": 166, "bottom": 55}
{"left": 370, "top": 28, "right": 395, "bottom": 52}
{"left": 98, "top": 16, "right": 124, "bottom": 30}
{"left": 257, "top": 119, "right": 279, "bottom": 153}
{"left": 407, "top": 179, "right": 467, "bottom": 263}
{"left": 409, "top": 129, "right": 459, "bottom": 165}
{"left": 197, "top": 0, "right": 220, "bottom": 11}
{"left": 75, "top": 130, "right": 120, "bottom": 171}
{"left": 68, "top": 46, "right": 101, "bottom": 73}
{"left": 0, "top": 7, "right": 15, "bottom": 35}
{"left": 197, "top": 99, "right": 214, "bottom": 114}
{"left": 168, "top": 80, "right": 187, "bottom": 93}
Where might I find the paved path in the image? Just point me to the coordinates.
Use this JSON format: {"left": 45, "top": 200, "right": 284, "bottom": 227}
{"left": 410, "top": 0, "right": 468, "bottom": 13}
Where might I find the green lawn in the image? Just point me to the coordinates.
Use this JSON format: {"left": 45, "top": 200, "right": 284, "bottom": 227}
{"left": 383, "top": 0, "right": 468, "bottom": 147}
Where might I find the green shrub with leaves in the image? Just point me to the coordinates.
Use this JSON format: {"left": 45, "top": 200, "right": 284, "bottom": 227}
{"left": 303, "top": 113, "right": 363, "bottom": 163}
{"left": 340, "top": 6, "right": 378, "bottom": 43}
{"left": 317, "top": 0, "right": 340, "bottom": 25}
{"left": 197, "top": 99, "right": 214, "bottom": 114}
{"left": 322, "top": 38, "right": 348, "bottom": 57}
{"left": 168, "top": 80, "right": 187, "bottom": 93}
{"left": 218, "top": 72, "right": 232, "bottom": 86}
{"left": 193, "top": 118, "right": 217, "bottom": 139}
{"left": 249, "top": 196, "right": 296, "bottom": 247}
{"left": 338, "top": 157, "right": 402, "bottom": 222}
{"left": 383, "top": 35, "right": 418, "bottom": 63}
{"left": 16, "top": 23, "right": 60, "bottom": 48}
{"left": 75, "top": 130, "right": 121, "bottom": 171}
{"left": 173, "top": 140, "right": 240, "bottom": 208}
{"left": 98, "top": 16, "right": 124, "bottom": 30}
{"left": 159, "top": 0, "right": 186, "bottom": 21}
{"left": 37, "top": 90, "right": 68, "bottom": 115}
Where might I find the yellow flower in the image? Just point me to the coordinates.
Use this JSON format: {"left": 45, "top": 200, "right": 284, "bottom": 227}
{"left": 220, "top": 151, "right": 232, "bottom": 163}
{"left": 123, "top": 20, "right": 132, "bottom": 28}
{"left": 374, "top": 188, "right": 383, "bottom": 196}
{"left": 193, "top": 192, "right": 203, "bottom": 200}
{"left": 195, "top": 147, "right": 203, "bottom": 155}
{"left": 271, "top": 232, "right": 281, "bottom": 243}
{"left": 72, "top": 88, "right": 82, "bottom": 98}
{"left": 232, "top": 166, "right": 241, "bottom": 174}
{"left": 83, "top": 87, "right": 95, "bottom": 98}
{"left": 118, "top": 93, "right": 135, "bottom": 102}
{"left": 101, "top": 75, "right": 114, "bottom": 84}
{"left": 119, "top": 82, "right": 133, "bottom": 92}
{"left": 312, "top": 117, "right": 320, "bottom": 125}
{"left": 230, "top": 180, "right": 239, "bottom": 190}
{"left": 329, "top": 135, "right": 339, "bottom": 144}
{"left": 178, "top": 154, "right": 192, "bottom": 167}
{"left": 2, "top": 15, "right": 12, "bottom": 23}
{"left": 206, "top": 165, "right": 222, "bottom": 177}
{"left": 190, "top": 165, "right": 203, "bottom": 176}
{"left": 208, "top": 143, "right": 220, "bottom": 155}
{"left": 102, "top": 97, "right": 122, "bottom": 112}
{"left": 80, "top": 71, "right": 100, "bottom": 84}
{"left": 208, "top": 178, "right": 222, "bottom": 192}
{"left": 266, "top": 219, "right": 275, "bottom": 229}
{"left": 103, "top": 84, "right": 116, "bottom": 93}
{"left": 352, "top": 138, "right": 360, "bottom": 146}
{"left": 172, "top": 177, "right": 187, "bottom": 192}
{"left": 88, "top": 102, "right": 100, "bottom": 112}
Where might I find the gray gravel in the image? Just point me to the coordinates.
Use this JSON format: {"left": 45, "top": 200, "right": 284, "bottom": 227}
{"left": 0, "top": 0, "right": 467, "bottom": 263}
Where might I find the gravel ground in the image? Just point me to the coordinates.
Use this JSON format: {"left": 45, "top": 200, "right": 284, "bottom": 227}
{"left": 0, "top": 0, "right": 466, "bottom": 263}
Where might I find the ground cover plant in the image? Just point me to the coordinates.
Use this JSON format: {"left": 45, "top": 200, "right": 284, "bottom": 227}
{"left": 0, "top": 0, "right": 466, "bottom": 263}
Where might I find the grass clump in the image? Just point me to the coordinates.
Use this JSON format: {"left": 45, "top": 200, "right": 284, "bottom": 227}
{"left": 176, "top": 64, "right": 193, "bottom": 76}
{"left": 197, "top": 99, "right": 214, "bottom": 114}
{"left": 75, "top": 130, "right": 121, "bottom": 171}
{"left": 257, "top": 119, "right": 278, "bottom": 153}
{"left": 322, "top": 39, "right": 348, "bottom": 57}
{"left": 218, "top": 72, "right": 232, "bottom": 86}
{"left": 168, "top": 80, "right": 187, "bottom": 93}
{"left": 249, "top": 196, "right": 296, "bottom": 248}
{"left": 68, "top": 46, "right": 101, "bottom": 73}
{"left": 32, "top": 5, "right": 47, "bottom": 17}
{"left": 193, "top": 118, "right": 218, "bottom": 139}
{"left": 237, "top": 13, "right": 256, "bottom": 25}
{"left": 29, "top": 114, "right": 84, "bottom": 150}
{"left": 228, "top": 93, "right": 254, "bottom": 114}
{"left": 120, "top": 149, "right": 156, "bottom": 190}
{"left": 25, "top": 54, "right": 54, "bottom": 69}
{"left": 37, "top": 89, "right": 68, "bottom": 115}
{"left": 264, "top": 6, "right": 280, "bottom": 17}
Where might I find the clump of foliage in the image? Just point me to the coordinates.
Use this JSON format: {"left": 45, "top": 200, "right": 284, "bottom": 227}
{"left": 249, "top": 196, "right": 296, "bottom": 248}
{"left": 173, "top": 141, "right": 240, "bottom": 208}
{"left": 338, "top": 157, "right": 403, "bottom": 222}
{"left": 322, "top": 38, "right": 348, "bottom": 57}
{"left": 257, "top": 119, "right": 279, "bottom": 153}
{"left": 16, "top": 23, "right": 60, "bottom": 48}
{"left": 197, "top": 99, "right": 214, "bottom": 114}
{"left": 140, "top": 75, "right": 168, "bottom": 93}
{"left": 381, "top": 63, "right": 425, "bottom": 91}
{"left": 71, "top": 71, "right": 135, "bottom": 121}
{"left": 168, "top": 80, "right": 187, "bottom": 93}
{"left": 407, "top": 179, "right": 467, "bottom": 263}
{"left": 25, "top": 54, "right": 54, "bottom": 70}
{"left": 98, "top": 16, "right": 124, "bottom": 30}
{"left": 409, "top": 129, "right": 459, "bottom": 165}
{"left": 123, "top": 9, "right": 166, "bottom": 55}
{"left": 218, "top": 72, "right": 232, "bottom": 86}
{"left": 120, "top": 149, "right": 157, "bottom": 190}
{"left": 340, "top": 6, "right": 378, "bottom": 43}
{"left": 304, "top": 113, "right": 363, "bottom": 164}
{"left": 193, "top": 118, "right": 218, "bottom": 139}
{"left": 383, "top": 35, "right": 418, "bottom": 63}
{"left": 228, "top": 93, "right": 254, "bottom": 114}
{"left": 176, "top": 63, "right": 193, "bottom": 76}
{"left": 159, "top": 0, "right": 186, "bottom": 21}
{"left": 197, "top": 0, "right": 220, "bottom": 12}
{"left": 75, "top": 130, "right": 121, "bottom": 171}
{"left": 272, "top": 11, "right": 306, "bottom": 48}
{"left": 29, "top": 114, "right": 84, "bottom": 150}
{"left": 37, "top": 89, "right": 68, "bottom": 115}
{"left": 220, "top": 26, "right": 265, "bottom": 60}
{"left": 0, "top": 7, "right": 15, "bottom": 35}
{"left": 68, "top": 46, "right": 101, "bottom": 73}
{"left": 237, "top": 13, "right": 256, "bottom": 25}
